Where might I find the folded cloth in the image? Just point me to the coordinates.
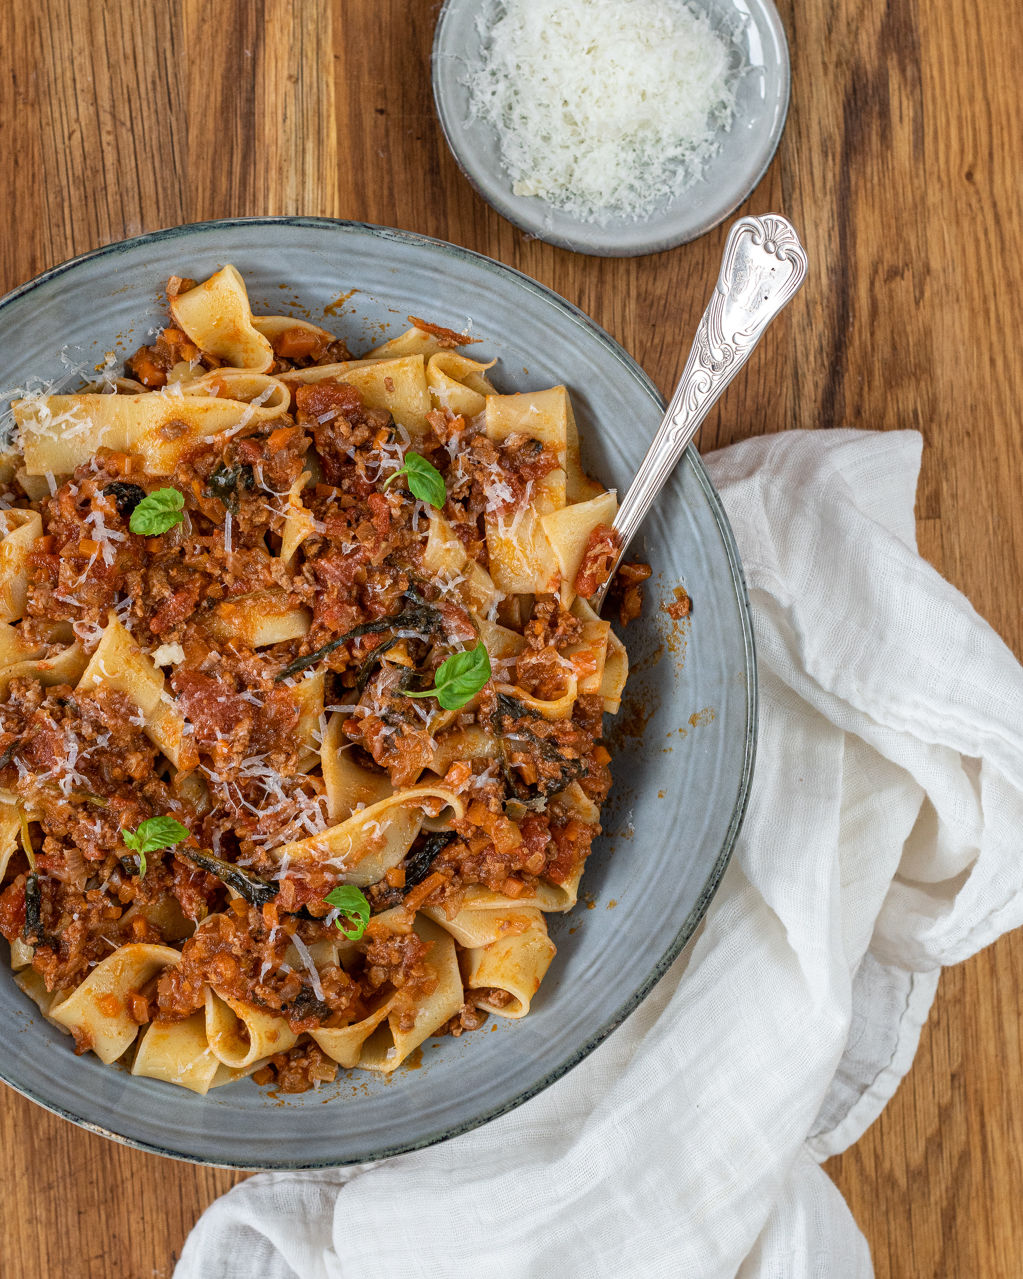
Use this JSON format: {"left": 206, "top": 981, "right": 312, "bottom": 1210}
{"left": 175, "top": 430, "right": 1023, "bottom": 1279}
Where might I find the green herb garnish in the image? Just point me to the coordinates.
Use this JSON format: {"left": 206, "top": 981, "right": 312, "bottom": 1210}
{"left": 129, "top": 487, "right": 185, "bottom": 535}
{"left": 406, "top": 642, "right": 492, "bottom": 711}
{"left": 324, "top": 885, "right": 371, "bottom": 940}
{"left": 382, "top": 450, "right": 446, "bottom": 509}
{"left": 274, "top": 592, "right": 443, "bottom": 682}
{"left": 121, "top": 814, "right": 190, "bottom": 877}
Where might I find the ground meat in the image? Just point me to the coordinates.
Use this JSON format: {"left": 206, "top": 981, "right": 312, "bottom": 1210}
{"left": 156, "top": 902, "right": 366, "bottom": 1032}
{"left": 252, "top": 1041, "right": 339, "bottom": 1091}
{"left": 439, "top": 1001, "right": 489, "bottom": 1037}
{"left": 292, "top": 382, "right": 393, "bottom": 489}
{"left": 0, "top": 869, "right": 160, "bottom": 995}
{"left": 345, "top": 711, "right": 436, "bottom": 788}
{"left": 0, "top": 679, "right": 174, "bottom": 840}
{"left": 447, "top": 432, "right": 560, "bottom": 529}
{"left": 524, "top": 596, "right": 583, "bottom": 650}
{"left": 545, "top": 817, "right": 599, "bottom": 885}
{"left": 125, "top": 327, "right": 203, "bottom": 388}
{"left": 24, "top": 466, "right": 149, "bottom": 637}
{"left": 472, "top": 987, "right": 513, "bottom": 1008}
{"left": 574, "top": 524, "right": 620, "bottom": 599}
{"left": 361, "top": 928, "right": 435, "bottom": 998}
{"left": 0, "top": 339, "right": 639, "bottom": 1093}
{"left": 269, "top": 326, "right": 350, "bottom": 367}
{"left": 607, "top": 560, "right": 652, "bottom": 626}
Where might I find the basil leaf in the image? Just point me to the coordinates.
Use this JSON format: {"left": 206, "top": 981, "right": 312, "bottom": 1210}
{"left": 406, "top": 642, "right": 492, "bottom": 711}
{"left": 129, "top": 487, "right": 185, "bottom": 535}
{"left": 120, "top": 814, "right": 190, "bottom": 877}
{"left": 324, "top": 884, "right": 371, "bottom": 940}
{"left": 382, "top": 450, "right": 446, "bottom": 509}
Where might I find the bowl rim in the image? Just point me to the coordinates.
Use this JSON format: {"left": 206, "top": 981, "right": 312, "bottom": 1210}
{"left": 431, "top": 0, "right": 791, "bottom": 257}
{"left": 0, "top": 215, "right": 757, "bottom": 1167}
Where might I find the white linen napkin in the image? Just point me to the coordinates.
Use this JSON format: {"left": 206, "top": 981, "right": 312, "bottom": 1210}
{"left": 175, "top": 429, "right": 1023, "bottom": 1279}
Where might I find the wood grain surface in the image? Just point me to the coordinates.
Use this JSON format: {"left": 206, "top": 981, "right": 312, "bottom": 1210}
{"left": 0, "top": 1, "right": 1020, "bottom": 1275}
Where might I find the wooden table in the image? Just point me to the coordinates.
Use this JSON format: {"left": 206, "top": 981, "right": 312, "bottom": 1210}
{"left": 0, "top": 2, "right": 1020, "bottom": 1275}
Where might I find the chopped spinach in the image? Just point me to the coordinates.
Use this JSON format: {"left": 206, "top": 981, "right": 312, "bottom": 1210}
{"left": 102, "top": 481, "right": 147, "bottom": 519}
{"left": 22, "top": 872, "right": 56, "bottom": 949}
{"left": 355, "top": 636, "right": 400, "bottom": 693}
{"left": 207, "top": 462, "right": 254, "bottom": 513}
{"left": 403, "top": 832, "right": 456, "bottom": 889}
{"left": 181, "top": 847, "right": 278, "bottom": 907}
{"left": 275, "top": 591, "right": 443, "bottom": 682}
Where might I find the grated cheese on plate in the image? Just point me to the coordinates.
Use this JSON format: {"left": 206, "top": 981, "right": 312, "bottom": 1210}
{"left": 468, "top": 0, "right": 738, "bottom": 224}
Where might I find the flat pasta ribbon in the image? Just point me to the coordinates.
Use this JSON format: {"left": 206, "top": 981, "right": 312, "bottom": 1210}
{"left": 169, "top": 265, "right": 275, "bottom": 371}
{"left": 284, "top": 355, "right": 431, "bottom": 436}
{"left": 49, "top": 942, "right": 181, "bottom": 1064}
{"left": 271, "top": 784, "right": 466, "bottom": 887}
{"left": 313, "top": 913, "right": 462, "bottom": 1073}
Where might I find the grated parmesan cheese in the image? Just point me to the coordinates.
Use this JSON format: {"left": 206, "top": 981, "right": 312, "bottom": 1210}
{"left": 289, "top": 933, "right": 326, "bottom": 1002}
{"left": 151, "top": 642, "right": 186, "bottom": 667}
{"left": 468, "top": 0, "right": 737, "bottom": 224}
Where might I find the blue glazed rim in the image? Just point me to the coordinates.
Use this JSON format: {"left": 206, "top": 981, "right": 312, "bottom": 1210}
{"left": 0, "top": 217, "right": 757, "bottom": 1167}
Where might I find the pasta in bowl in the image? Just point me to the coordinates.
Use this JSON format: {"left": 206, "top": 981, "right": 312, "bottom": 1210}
{"left": 0, "top": 219, "right": 754, "bottom": 1166}
{"left": 0, "top": 264, "right": 649, "bottom": 1096}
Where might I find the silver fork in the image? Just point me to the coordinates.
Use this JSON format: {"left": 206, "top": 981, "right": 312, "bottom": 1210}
{"left": 591, "top": 214, "right": 809, "bottom": 614}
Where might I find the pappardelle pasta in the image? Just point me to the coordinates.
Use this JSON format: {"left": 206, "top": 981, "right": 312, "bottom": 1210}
{"left": 0, "top": 266, "right": 649, "bottom": 1094}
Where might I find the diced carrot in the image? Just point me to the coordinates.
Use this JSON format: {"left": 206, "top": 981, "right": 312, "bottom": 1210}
{"left": 275, "top": 328, "right": 321, "bottom": 361}
{"left": 126, "top": 991, "right": 150, "bottom": 1024}
{"left": 267, "top": 425, "right": 298, "bottom": 453}
{"left": 402, "top": 870, "right": 446, "bottom": 913}
{"left": 131, "top": 353, "right": 167, "bottom": 389}
{"left": 466, "top": 800, "right": 522, "bottom": 852}
{"left": 501, "top": 877, "right": 527, "bottom": 899}
{"left": 78, "top": 538, "right": 100, "bottom": 555}
{"left": 35, "top": 535, "right": 55, "bottom": 554}
{"left": 96, "top": 993, "right": 122, "bottom": 1018}
{"left": 443, "top": 761, "right": 471, "bottom": 791}
{"left": 593, "top": 746, "right": 611, "bottom": 766}
{"left": 385, "top": 866, "right": 406, "bottom": 888}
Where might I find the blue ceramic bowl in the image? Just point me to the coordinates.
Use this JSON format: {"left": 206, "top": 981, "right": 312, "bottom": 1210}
{"left": 0, "top": 218, "right": 755, "bottom": 1166}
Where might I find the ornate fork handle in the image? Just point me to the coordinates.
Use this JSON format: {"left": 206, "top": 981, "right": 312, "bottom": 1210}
{"left": 593, "top": 215, "right": 808, "bottom": 612}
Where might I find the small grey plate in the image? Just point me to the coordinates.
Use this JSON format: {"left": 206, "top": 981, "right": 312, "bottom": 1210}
{"left": 432, "top": 0, "right": 791, "bottom": 256}
{"left": 0, "top": 218, "right": 755, "bottom": 1167}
